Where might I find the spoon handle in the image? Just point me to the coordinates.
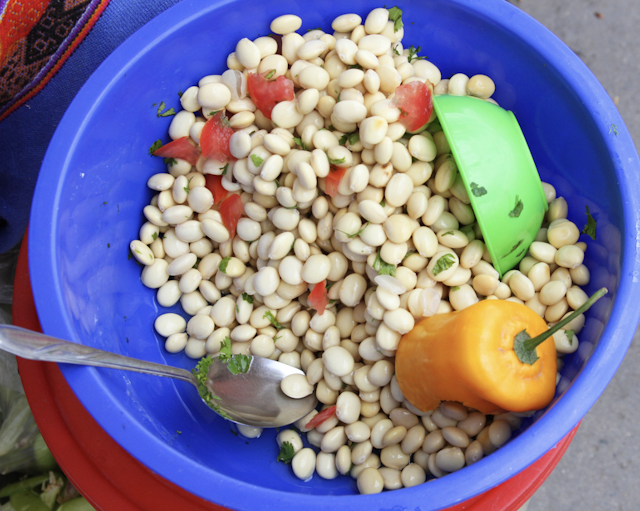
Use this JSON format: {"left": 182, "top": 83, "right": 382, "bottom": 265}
{"left": 0, "top": 325, "right": 197, "bottom": 387}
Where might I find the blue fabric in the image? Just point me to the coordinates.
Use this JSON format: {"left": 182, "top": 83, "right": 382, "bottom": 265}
{"left": 0, "top": 0, "right": 181, "bottom": 253}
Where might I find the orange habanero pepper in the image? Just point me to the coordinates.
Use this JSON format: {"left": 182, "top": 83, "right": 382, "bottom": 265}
{"left": 395, "top": 288, "right": 607, "bottom": 415}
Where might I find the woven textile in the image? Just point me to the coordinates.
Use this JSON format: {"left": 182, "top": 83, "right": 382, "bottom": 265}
{"left": 0, "top": 0, "right": 180, "bottom": 253}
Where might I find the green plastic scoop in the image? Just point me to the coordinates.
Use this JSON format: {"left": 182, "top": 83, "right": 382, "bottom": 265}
{"left": 432, "top": 95, "right": 548, "bottom": 277}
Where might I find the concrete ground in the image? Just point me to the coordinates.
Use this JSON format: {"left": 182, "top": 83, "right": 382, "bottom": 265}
{"left": 512, "top": 1, "right": 640, "bottom": 509}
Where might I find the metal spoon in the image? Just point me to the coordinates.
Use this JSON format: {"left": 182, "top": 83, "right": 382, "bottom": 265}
{"left": 0, "top": 325, "right": 317, "bottom": 428}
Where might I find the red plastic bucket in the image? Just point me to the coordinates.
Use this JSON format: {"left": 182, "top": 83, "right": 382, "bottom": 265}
{"left": 12, "top": 232, "right": 577, "bottom": 511}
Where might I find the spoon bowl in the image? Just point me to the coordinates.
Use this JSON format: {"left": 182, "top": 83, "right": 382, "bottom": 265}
{"left": 432, "top": 94, "right": 549, "bottom": 277}
{"left": 0, "top": 325, "right": 317, "bottom": 428}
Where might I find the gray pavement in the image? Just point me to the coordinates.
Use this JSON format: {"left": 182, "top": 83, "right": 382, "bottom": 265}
{"left": 512, "top": 1, "right": 640, "bottom": 509}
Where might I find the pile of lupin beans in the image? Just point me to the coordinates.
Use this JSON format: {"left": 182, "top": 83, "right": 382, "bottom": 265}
{"left": 130, "top": 6, "right": 593, "bottom": 494}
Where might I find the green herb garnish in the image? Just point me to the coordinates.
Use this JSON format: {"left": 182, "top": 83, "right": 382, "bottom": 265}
{"left": 152, "top": 232, "right": 158, "bottom": 241}
{"left": 470, "top": 182, "right": 487, "bottom": 197}
{"left": 432, "top": 253, "right": 455, "bottom": 276}
{"left": 609, "top": 124, "right": 619, "bottom": 136}
{"left": 348, "top": 64, "right": 363, "bottom": 70}
{"left": 218, "top": 337, "right": 233, "bottom": 362}
{"left": 441, "top": 231, "right": 454, "bottom": 236}
{"left": 251, "top": 154, "right": 264, "bottom": 167}
{"left": 178, "top": 91, "right": 183, "bottom": 97}
{"left": 337, "top": 222, "right": 369, "bottom": 239}
{"left": 277, "top": 441, "right": 296, "bottom": 463}
{"left": 164, "top": 157, "right": 177, "bottom": 166}
{"left": 387, "top": 6, "right": 403, "bottom": 32}
{"left": 227, "top": 354, "right": 251, "bottom": 374}
{"left": 328, "top": 156, "right": 346, "bottom": 165}
{"left": 148, "top": 139, "right": 162, "bottom": 155}
{"left": 565, "top": 329, "right": 575, "bottom": 346}
{"left": 581, "top": 205, "right": 597, "bottom": 240}
{"left": 192, "top": 356, "right": 231, "bottom": 420}
{"left": 508, "top": 195, "right": 524, "bottom": 218}
{"left": 219, "top": 256, "right": 231, "bottom": 273}
{"left": 265, "top": 69, "right": 276, "bottom": 80}
{"left": 242, "top": 292, "right": 254, "bottom": 304}
{"left": 339, "top": 132, "right": 359, "bottom": 146}
{"left": 407, "top": 45, "right": 426, "bottom": 62}
{"left": 380, "top": 199, "right": 386, "bottom": 207}
{"left": 451, "top": 286, "right": 460, "bottom": 292}
{"left": 220, "top": 163, "right": 229, "bottom": 175}
{"left": 294, "top": 137, "right": 307, "bottom": 150}
{"left": 209, "top": 110, "right": 222, "bottom": 116}
{"left": 373, "top": 251, "right": 396, "bottom": 276}
{"left": 264, "top": 311, "right": 284, "bottom": 329}
{"left": 183, "top": 176, "right": 193, "bottom": 194}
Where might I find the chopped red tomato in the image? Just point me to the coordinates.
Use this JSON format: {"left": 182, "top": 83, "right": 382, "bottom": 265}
{"left": 325, "top": 165, "right": 347, "bottom": 198}
{"left": 308, "top": 280, "right": 329, "bottom": 315}
{"left": 247, "top": 71, "right": 295, "bottom": 119}
{"left": 153, "top": 137, "right": 200, "bottom": 165}
{"left": 219, "top": 193, "right": 243, "bottom": 238}
{"left": 200, "top": 112, "right": 235, "bottom": 162}
{"left": 305, "top": 406, "right": 337, "bottom": 430}
{"left": 391, "top": 81, "right": 433, "bottom": 132}
{"left": 204, "top": 175, "right": 227, "bottom": 205}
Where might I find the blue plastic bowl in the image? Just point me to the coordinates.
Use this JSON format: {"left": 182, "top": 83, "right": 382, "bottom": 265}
{"left": 29, "top": 0, "right": 640, "bottom": 509}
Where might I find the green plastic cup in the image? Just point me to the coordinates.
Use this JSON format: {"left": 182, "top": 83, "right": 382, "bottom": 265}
{"left": 432, "top": 95, "right": 548, "bottom": 277}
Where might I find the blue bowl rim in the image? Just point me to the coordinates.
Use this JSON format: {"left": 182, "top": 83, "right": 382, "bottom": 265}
{"left": 29, "top": 0, "right": 640, "bottom": 509}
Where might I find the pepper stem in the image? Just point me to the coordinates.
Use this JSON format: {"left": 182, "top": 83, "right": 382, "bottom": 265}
{"left": 523, "top": 287, "right": 608, "bottom": 352}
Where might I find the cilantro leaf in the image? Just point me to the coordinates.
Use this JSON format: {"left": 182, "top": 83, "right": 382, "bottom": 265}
{"left": 509, "top": 195, "right": 524, "bottom": 218}
{"left": 393, "top": 46, "right": 400, "bottom": 56}
{"left": 178, "top": 91, "right": 183, "bottom": 97}
{"left": 264, "top": 311, "right": 284, "bottom": 329}
{"left": 470, "top": 182, "right": 487, "bottom": 197}
{"left": 164, "top": 157, "right": 177, "bottom": 166}
{"left": 407, "top": 45, "right": 426, "bottom": 62}
{"left": 219, "top": 256, "right": 231, "bottom": 273}
{"left": 380, "top": 199, "right": 386, "bottom": 207}
{"left": 151, "top": 232, "right": 158, "bottom": 241}
{"left": 277, "top": 441, "right": 296, "bottom": 463}
{"left": 348, "top": 64, "right": 363, "bottom": 70}
{"left": 387, "top": 6, "right": 403, "bottom": 32}
{"left": 218, "top": 337, "right": 233, "bottom": 362}
{"left": 513, "top": 329, "right": 538, "bottom": 365}
{"left": 227, "top": 354, "right": 251, "bottom": 375}
{"left": 609, "top": 124, "right": 619, "bottom": 136}
{"left": 501, "top": 239, "right": 524, "bottom": 259}
{"left": 192, "top": 356, "right": 232, "bottom": 420}
{"left": 209, "top": 110, "right": 222, "bottom": 116}
{"left": 451, "top": 286, "right": 460, "bottom": 292}
{"left": 432, "top": 253, "right": 455, "bottom": 276}
{"left": 148, "top": 139, "right": 162, "bottom": 155}
{"left": 337, "top": 222, "right": 369, "bottom": 239}
{"left": 294, "top": 137, "right": 307, "bottom": 150}
{"left": 565, "top": 329, "right": 575, "bottom": 346}
{"left": 242, "top": 292, "right": 254, "bottom": 304}
{"left": 328, "top": 156, "right": 346, "bottom": 165}
{"left": 581, "top": 205, "right": 597, "bottom": 240}
{"left": 183, "top": 176, "right": 193, "bottom": 194}
{"left": 265, "top": 69, "right": 276, "bottom": 80}
{"left": 441, "top": 231, "right": 454, "bottom": 236}
{"left": 373, "top": 251, "right": 396, "bottom": 276}
{"left": 250, "top": 154, "right": 264, "bottom": 167}
{"left": 156, "top": 102, "right": 176, "bottom": 117}
{"left": 339, "top": 132, "right": 359, "bottom": 146}
{"left": 220, "top": 163, "right": 229, "bottom": 175}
